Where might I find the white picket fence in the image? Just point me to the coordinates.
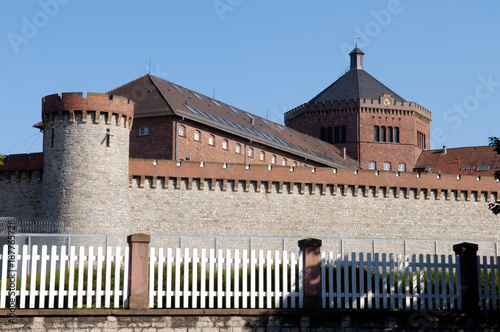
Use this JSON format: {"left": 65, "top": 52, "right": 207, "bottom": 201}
{"left": 321, "top": 252, "right": 462, "bottom": 310}
{"left": 1, "top": 243, "right": 500, "bottom": 311}
{"left": 478, "top": 255, "right": 500, "bottom": 310}
{"left": 0, "top": 244, "right": 129, "bottom": 309}
{"left": 149, "top": 248, "right": 304, "bottom": 309}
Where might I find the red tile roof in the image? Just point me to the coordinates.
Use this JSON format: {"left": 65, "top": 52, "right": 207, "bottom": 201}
{"left": 415, "top": 146, "right": 500, "bottom": 177}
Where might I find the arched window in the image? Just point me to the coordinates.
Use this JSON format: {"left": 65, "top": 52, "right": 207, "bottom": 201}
{"left": 178, "top": 125, "right": 185, "bottom": 137}
{"left": 208, "top": 135, "right": 215, "bottom": 146}
{"left": 271, "top": 155, "right": 276, "bottom": 164}
{"left": 259, "top": 151, "right": 265, "bottom": 161}
{"left": 235, "top": 143, "right": 241, "bottom": 154}
{"left": 194, "top": 130, "right": 200, "bottom": 142}
{"left": 388, "top": 126, "right": 393, "bottom": 142}
{"left": 374, "top": 126, "right": 380, "bottom": 142}
{"left": 282, "top": 158, "right": 287, "bottom": 166}
{"left": 381, "top": 126, "right": 386, "bottom": 142}
{"left": 247, "top": 147, "right": 253, "bottom": 158}
{"left": 222, "top": 139, "right": 228, "bottom": 150}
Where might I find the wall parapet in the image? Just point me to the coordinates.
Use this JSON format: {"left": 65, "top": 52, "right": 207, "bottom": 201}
{"left": 129, "top": 159, "right": 499, "bottom": 202}
{"left": 0, "top": 153, "right": 43, "bottom": 182}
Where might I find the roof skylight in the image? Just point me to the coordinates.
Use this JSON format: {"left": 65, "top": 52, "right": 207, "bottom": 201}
{"left": 228, "top": 106, "right": 239, "bottom": 114}
{"left": 191, "top": 91, "right": 203, "bottom": 100}
{"left": 171, "top": 83, "right": 183, "bottom": 93}
{"left": 211, "top": 99, "right": 221, "bottom": 107}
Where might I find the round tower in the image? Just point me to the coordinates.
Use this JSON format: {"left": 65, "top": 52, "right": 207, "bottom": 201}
{"left": 40, "top": 92, "right": 134, "bottom": 235}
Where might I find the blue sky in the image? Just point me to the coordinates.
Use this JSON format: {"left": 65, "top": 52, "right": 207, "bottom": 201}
{"left": 1, "top": 0, "right": 499, "bottom": 155}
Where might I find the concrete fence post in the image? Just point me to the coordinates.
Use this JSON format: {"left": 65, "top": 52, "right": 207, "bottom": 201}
{"left": 298, "top": 238, "right": 322, "bottom": 309}
{"left": 453, "top": 242, "right": 480, "bottom": 311}
{"left": 127, "top": 233, "right": 151, "bottom": 309}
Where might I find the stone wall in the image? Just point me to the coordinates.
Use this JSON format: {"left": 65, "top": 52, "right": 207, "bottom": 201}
{"left": 128, "top": 161, "right": 500, "bottom": 255}
{"left": 2, "top": 310, "right": 499, "bottom": 331}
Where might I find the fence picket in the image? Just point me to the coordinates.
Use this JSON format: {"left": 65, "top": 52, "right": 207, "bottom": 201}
{"left": 274, "top": 250, "right": 281, "bottom": 308}
{"left": 208, "top": 249, "right": 215, "bottom": 308}
{"left": 359, "top": 253, "right": 365, "bottom": 309}
{"left": 397, "top": 254, "right": 403, "bottom": 310}
{"left": 298, "top": 250, "right": 303, "bottom": 309}
{"left": 266, "top": 250, "right": 272, "bottom": 308}
{"left": 0, "top": 245, "right": 8, "bottom": 308}
{"left": 114, "top": 246, "right": 122, "bottom": 308}
{"left": 166, "top": 248, "right": 173, "bottom": 308}
{"left": 149, "top": 248, "right": 156, "bottom": 308}
{"left": 192, "top": 249, "right": 198, "bottom": 309}
{"left": 242, "top": 249, "right": 248, "bottom": 309}
{"left": 174, "top": 248, "right": 181, "bottom": 308}
{"left": 217, "top": 249, "right": 223, "bottom": 308}
{"left": 290, "top": 251, "right": 296, "bottom": 309}
{"left": 38, "top": 245, "right": 48, "bottom": 308}
{"left": 57, "top": 246, "right": 68, "bottom": 309}
{"left": 233, "top": 249, "right": 239, "bottom": 309}
{"left": 95, "top": 247, "right": 104, "bottom": 308}
{"left": 226, "top": 249, "right": 232, "bottom": 309}
{"left": 183, "top": 248, "right": 190, "bottom": 309}
{"left": 29, "top": 245, "right": 39, "bottom": 308}
{"left": 104, "top": 246, "right": 112, "bottom": 308}
{"left": 77, "top": 246, "right": 85, "bottom": 308}
{"left": 123, "top": 246, "right": 129, "bottom": 309}
{"left": 47, "top": 246, "right": 57, "bottom": 309}
{"left": 86, "top": 247, "right": 94, "bottom": 309}
{"left": 366, "top": 253, "right": 373, "bottom": 310}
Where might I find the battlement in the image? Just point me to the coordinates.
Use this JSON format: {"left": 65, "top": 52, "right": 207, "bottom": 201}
{"left": 42, "top": 92, "right": 134, "bottom": 120}
{"left": 129, "top": 159, "right": 499, "bottom": 201}
{"left": 285, "top": 97, "right": 431, "bottom": 121}
{"left": 0, "top": 153, "right": 43, "bottom": 172}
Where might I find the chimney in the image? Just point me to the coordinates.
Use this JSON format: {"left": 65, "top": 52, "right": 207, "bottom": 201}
{"left": 342, "top": 147, "right": 347, "bottom": 159}
{"left": 442, "top": 146, "right": 447, "bottom": 155}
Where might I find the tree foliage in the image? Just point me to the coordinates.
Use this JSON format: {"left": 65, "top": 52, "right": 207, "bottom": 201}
{"left": 488, "top": 137, "right": 500, "bottom": 215}
{"left": 0, "top": 154, "right": 4, "bottom": 166}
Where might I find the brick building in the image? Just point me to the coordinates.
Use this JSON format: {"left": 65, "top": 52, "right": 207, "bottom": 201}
{"left": 0, "top": 46, "right": 498, "bottom": 253}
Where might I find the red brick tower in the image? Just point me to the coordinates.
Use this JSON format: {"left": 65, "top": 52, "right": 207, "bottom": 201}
{"left": 285, "top": 46, "right": 431, "bottom": 172}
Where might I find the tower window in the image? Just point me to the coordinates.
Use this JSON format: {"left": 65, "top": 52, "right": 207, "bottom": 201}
{"left": 394, "top": 127, "right": 399, "bottom": 143}
{"left": 381, "top": 126, "right": 386, "bottom": 142}
{"left": 51, "top": 128, "right": 55, "bottom": 147}
{"left": 388, "top": 126, "right": 393, "bottom": 143}
{"left": 139, "top": 127, "right": 149, "bottom": 136}
{"left": 333, "top": 126, "right": 346, "bottom": 143}
{"left": 374, "top": 126, "right": 380, "bottom": 142}
{"left": 327, "top": 127, "right": 333, "bottom": 144}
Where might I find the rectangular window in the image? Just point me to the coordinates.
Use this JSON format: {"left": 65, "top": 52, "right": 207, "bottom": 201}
{"left": 139, "top": 127, "right": 149, "bottom": 136}
{"left": 381, "top": 126, "right": 386, "bottom": 142}
{"left": 320, "top": 127, "right": 327, "bottom": 141}
{"left": 368, "top": 161, "right": 376, "bottom": 170}
{"left": 394, "top": 127, "right": 399, "bottom": 143}
{"left": 106, "top": 129, "right": 111, "bottom": 147}
{"left": 327, "top": 127, "right": 333, "bottom": 144}
{"left": 388, "top": 126, "right": 393, "bottom": 142}
{"left": 398, "top": 163, "right": 406, "bottom": 171}
{"left": 340, "top": 126, "right": 346, "bottom": 143}
{"left": 383, "top": 162, "right": 391, "bottom": 171}
{"left": 374, "top": 126, "right": 380, "bottom": 142}
{"left": 334, "top": 126, "right": 340, "bottom": 143}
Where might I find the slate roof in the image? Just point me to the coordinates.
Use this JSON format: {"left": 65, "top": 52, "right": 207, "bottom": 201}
{"left": 109, "top": 75, "right": 358, "bottom": 169}
{"left": 415, "top": 146, "right": 500, "bottom": 177}
{"left": 310, "top": 70, "right": 406, "bottom": 103}
{"left": 309, "top": 47, "right": 406, "bottom": 103}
